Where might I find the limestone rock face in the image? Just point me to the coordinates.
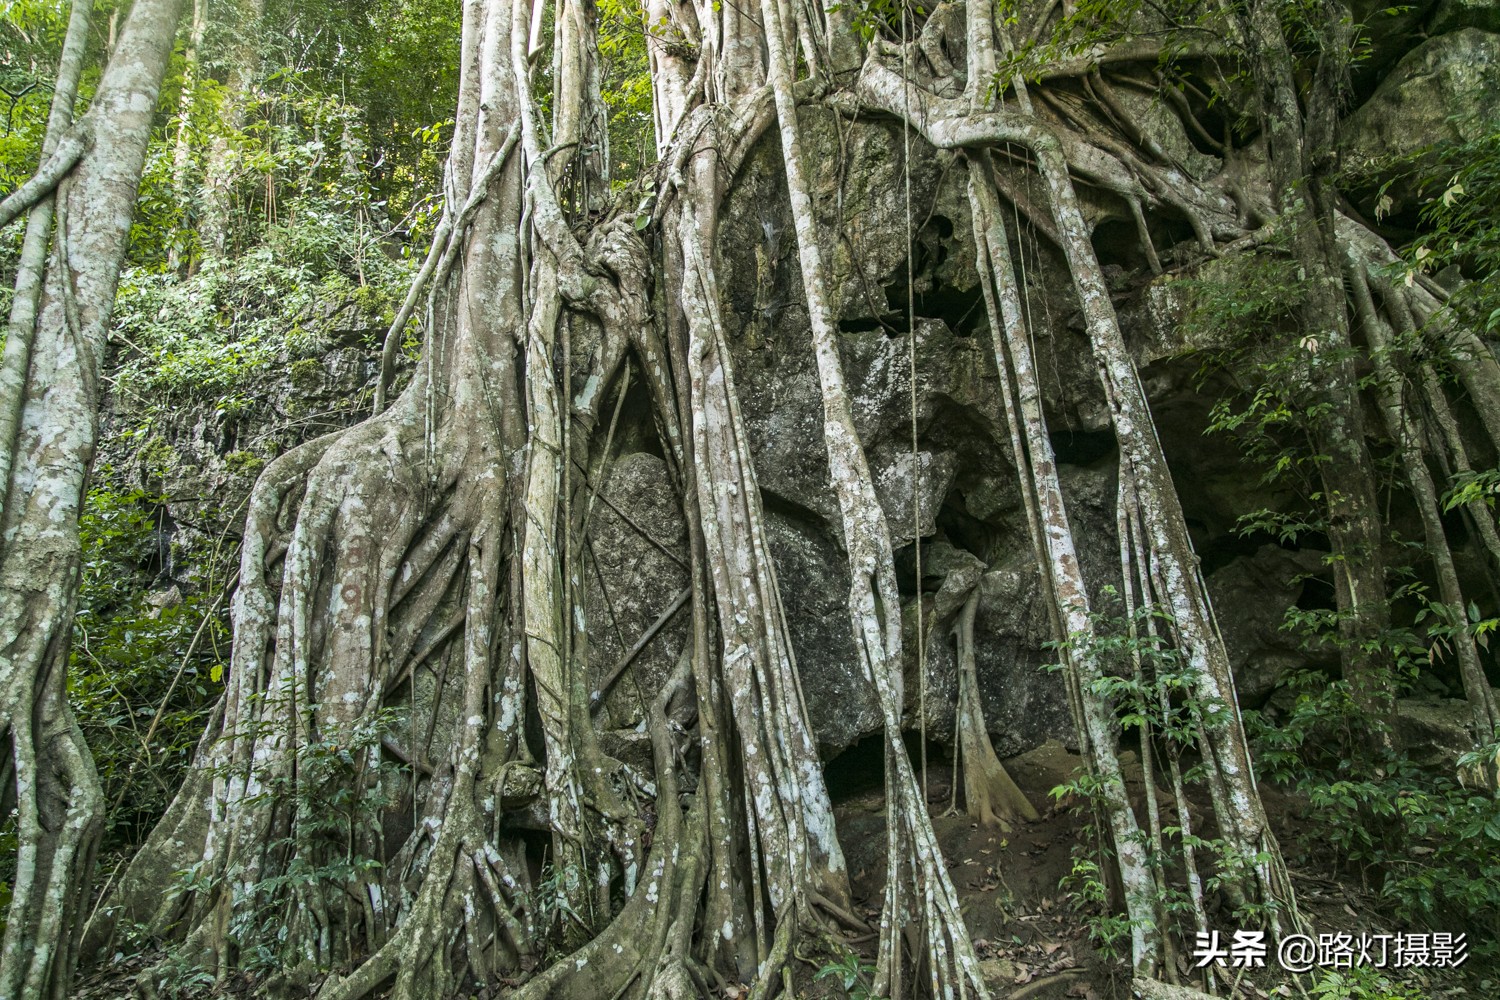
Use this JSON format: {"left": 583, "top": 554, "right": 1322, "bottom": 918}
{"left": 113, "top": 47, "right": 1498, "bottom": 767}
{"left": 97, "top": 343, "right": 382, "bottom": 587}
{"left": 1204, "top": 547, "right": 1329, "bottom": 706}
{"left": 1342, "top": 28, "right": 1500, "bottom": 208}
{"left": 555, "top": 105, "right": 1362, "bottom": 758}
{"left": 583, "top": 452, "right": 692, "bottom": 731}
{"left": 1431, "top": 0, "right": 1500, "bottom": 35}
{"left": 1395, "top": 696, "right": 1490, "bottom": 768}
{"left": 1350, "top": 1, "right": 1440, "bottom": 80}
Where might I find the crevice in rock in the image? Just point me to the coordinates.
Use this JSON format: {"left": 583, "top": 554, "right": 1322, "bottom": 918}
{"left": 822, "top": 732, "right": 887, "bottom": 804}
{"left": 1049, "top": 428, "right": 1117, "bottom": 466}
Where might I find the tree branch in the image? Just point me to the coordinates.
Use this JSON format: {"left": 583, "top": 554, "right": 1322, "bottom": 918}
{"left": 0, "top": 121, "right": 90, "bottom": 230}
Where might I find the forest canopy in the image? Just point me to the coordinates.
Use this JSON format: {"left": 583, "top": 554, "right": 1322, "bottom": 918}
{"left": 1, "top": 1, "right": 1499, "bottom": 999}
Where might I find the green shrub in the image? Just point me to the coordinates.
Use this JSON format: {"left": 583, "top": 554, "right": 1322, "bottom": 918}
{"left": 1249, "top": 673, "right": 1500, "bottom": 963}
{"left": 68, "top": 476, "right": 229, "bottom": 851}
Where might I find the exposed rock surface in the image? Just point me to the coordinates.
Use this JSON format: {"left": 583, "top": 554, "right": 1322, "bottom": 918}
{"left": 1342, "top": 28, "right": 1500, "bottom": 209}
{"left": 1205, "top": 547, "right": 1329, "bottom": 706}
{"left": 583, "top": 452, "right": 692, "bottom": 730}
{"left": 97, "top": 343, "right": 383, "bottom": 582}
{"left": 1431, "top": 0, "right": 1500, "bottom": 34}
{"left": 1396, "top": 695, "right": 1491, "bottom": 768}
{"left": 101, "top": 47, "right": 1491, "bottom": 764}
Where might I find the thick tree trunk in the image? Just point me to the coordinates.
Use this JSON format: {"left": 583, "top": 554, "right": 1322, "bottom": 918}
{"left": 95, "top": 3, "right": 848, "bottom": 998}
{"left": 199, "top": 0, "right": 266, "bottom": 257}
{"left": 0, "top": 3, "right": 186, "bottom": 998}
{"left": 1240, "top": 0, "right": 1395, "bottom": 739}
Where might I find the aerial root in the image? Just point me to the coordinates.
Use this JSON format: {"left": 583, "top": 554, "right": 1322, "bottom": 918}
{"left": 954, "top": 589, "right": 1039, "bottom": 829}
{"left": 1344, "top": 257, "right": 1500, "bottom": 744}
{"left": 480, "top": 651, "right": 707, "bottom": 1000}
{"left": 99, "top": 384, "right": 524, "bottom": 995}
{"left": 80, "top": 433, "right": 340, "bottom": 964}
{"left": 0, "top": 710, "right": 103, "bottom": 1000}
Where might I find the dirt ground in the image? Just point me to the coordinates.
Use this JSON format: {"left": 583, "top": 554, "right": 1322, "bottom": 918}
{"left": 818, "top": 738, "right": 1491, "bottom": 1000}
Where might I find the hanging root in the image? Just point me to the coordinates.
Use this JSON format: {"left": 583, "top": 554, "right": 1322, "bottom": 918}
{"left": 932, "top": 553, "right": 1038, "bottom": 830}
{"left": 966, "top": 148, "right": 1162, "bottom": 970}
{"left": 0, "top": 702, "right": 103, "bottom": 1000}
{"left": 1341, "top": 245, "right": 1500, "bottom": 747}
{"left": 760, "top": 0, "right": 993, "bottom": 995}
{"left": 954, "top": 590, "right": 1040, "bottom": 831}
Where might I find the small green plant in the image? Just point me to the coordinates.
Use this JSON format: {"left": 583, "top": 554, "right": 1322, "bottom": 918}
{"left": 813, "top": 946, "right": 882, "bottom": 1000}
{"left": 535, "top": 859, "right": 588, "bottom": 946}
{"left": 1054, "top": 846, "right": 1135, "bottom": 962}
{"left": 176, "top": 703, "right": 406, "bottom": 980}
{"left": 1047, "top": 589, "right": 1288, "bottom": 960}
{"left": 1309, "top": 966, "right": 1427, "bottom": 1000}
{"left": 1248, "top": 672, "right": 1500, "bottom": 962}
{"left": 1442, "top": 466, "right": 1500, "bottom": 514}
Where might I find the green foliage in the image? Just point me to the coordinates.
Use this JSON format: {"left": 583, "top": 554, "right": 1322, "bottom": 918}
{"left": 0, "top": 0, "right": 107, "bottom": 190}
{"left": 1183, "top": 205, "right": 1498, "bottom": 714}
{"left": 1189, "top": 228, "right": 1360, "bottom": 498}
{"left": 0, "top": 3, "right": 55, "bottom": 189}
{"left": 254, "top": 0, "right": 463, "bottom": 227}
{"left": 829, "top": 0, "right": 921, "bottom": 45}
{"left": 1051, "top": 802, "right": 1137, "bottom": 963}
{"left": 1441, "top": 466, "right": 1500, "bottom": 513}
{"left": 1309, "top": 967, "right": 1428, "bottom": 1000}
{"left": 993, "top": 0, "right": 1230, "bottom": 90}
{"left": 1390, "top": 110, "right": 1500, "bottom": 338}
{"left": 161, "top": 705, "right": 405, "bottom": 982}
{"left": 1369, "top": 110, "right": 1500, "bottom": 539}
{"left": 111, "top": 205, "right": 412, "bottom": 404}
{"left": 68, "top": 475, "right": 229, "bottom": 850}
{"left": 146, "top": 75, "right": 421, "bottom": 269}
{"left": 1046, "top": 592, "right": 1242, "bottom": 957}
{"left": 813, "top": 947, "right": 883, "bottom": 1000}
{"left": 1066, "top": 589, "right": 1233, "bottom": 745}
{"left": 1196, "top": 210, "right": 1500, "bottom": 954}
{"left": 599, "top": 0, "right": 654, "bottom": 189}
{"left": 534, "top": 858, "right": 590, "bottom": 952}
{"left": 1248, "top": 673, "right": 1500, "bottom": 962}
{"left": 1, "top": 1, "right": 105, "bottom": 317}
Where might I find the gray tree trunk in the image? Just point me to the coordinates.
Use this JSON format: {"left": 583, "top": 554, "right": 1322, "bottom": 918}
{"left": 0, "top": 2, "right": 186, "bottom": 998}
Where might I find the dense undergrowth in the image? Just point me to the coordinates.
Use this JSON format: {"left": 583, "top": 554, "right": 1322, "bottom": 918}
{"left": 1052, "top": 103, "right": 1500, "bottom": 987}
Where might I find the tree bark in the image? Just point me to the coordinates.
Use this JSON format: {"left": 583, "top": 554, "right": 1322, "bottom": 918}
{"left": 199, "top": 0, "right": 266, "bottom": 257}
{"left": 0, "top": 3, "right": 186, "bottom": 998}
{"left": 1239, "top": 0, "right": 1395, "bottom": 740}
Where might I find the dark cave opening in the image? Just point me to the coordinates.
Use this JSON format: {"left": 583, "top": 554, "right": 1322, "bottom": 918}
{"left": 1089, "top": 217, "right": 1142, "bottom": 274}
{"left": 600, "top": 353, "right": 668, "bottom": 462}
{"left": 850, "top": 214, "right": 987, "bottom": 339}
{"left": 1196, "top": 528, "right": 1276, "bottom": 578}
{"left": 935, "top": 493, "right": 1006, "bottom": 567}
{"left": 1049, "top": 428, "right": 1117, "bottom": 466}
{"left": 823, "top": 733, "right": 887, "bottom": 803}
{"left": 822, "top": 730, "right": 949, "bottom": 805}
